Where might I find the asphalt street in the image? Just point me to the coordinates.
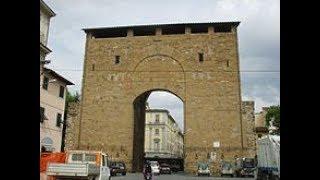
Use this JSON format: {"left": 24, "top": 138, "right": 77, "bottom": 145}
{"left": 111, "top": 173, "right": 255, "bottom": 180}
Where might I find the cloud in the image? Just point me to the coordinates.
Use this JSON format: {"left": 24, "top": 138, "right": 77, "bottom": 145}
{"left": 43, "top": 0, "right": 279, "bottom": 114}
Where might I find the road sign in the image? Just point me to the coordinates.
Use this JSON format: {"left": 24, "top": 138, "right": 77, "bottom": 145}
{"left": 213, "top": 141, "right": 220, "bottom": 148}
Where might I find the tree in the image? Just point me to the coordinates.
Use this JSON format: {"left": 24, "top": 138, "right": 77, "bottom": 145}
{"left": 265, "top": 105, "right": 280, "bottom": 135}
{"left": 66, "top": 90, "right": 80, "bottom": 103}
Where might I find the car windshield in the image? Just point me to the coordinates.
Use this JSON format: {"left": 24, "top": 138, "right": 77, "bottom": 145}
{"left": 161, "top": 164, "right": 169, "bottom": 167}
{"left": 116, "top": 162, "right": 124, "bottom": 167}
{"left": 243, "top": 159, "right": 255, "bottom": 168}
{"left": 198, "top": 163, "right": 208, "bottom": 170}
{"left": 150, "top": 161, "right": 159, "bottom": 166}
{"left": 222, "top": 162, "right": 232, "bottom": 168}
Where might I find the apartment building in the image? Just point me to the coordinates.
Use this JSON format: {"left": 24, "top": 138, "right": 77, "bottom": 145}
{"left": 144, "top": 109, "right": 184, "bottom": 159}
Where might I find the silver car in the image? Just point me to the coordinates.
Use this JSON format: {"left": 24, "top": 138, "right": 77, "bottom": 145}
{"left": 221, "top": 161, "right": 235, "bottom": 177}
{"left": 197, "top": 162, "right": 211, "bottom": 176}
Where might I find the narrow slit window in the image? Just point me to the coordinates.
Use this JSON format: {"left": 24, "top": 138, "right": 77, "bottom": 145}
{"left": 227, "top": 60, "right": 230, "bottom": 67}
{"left": 115, "top": 56, "right": 120, "bottom": 64}
{"left": 198, "top": 53, "right": 204, "bottom": 62}
{"left": 92, "top": 64, "right": 95, "bottom": 71}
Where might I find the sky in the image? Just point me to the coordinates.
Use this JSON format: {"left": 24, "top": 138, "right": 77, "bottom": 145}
{"left": 43, "top": 0, "right": 280, "bottom": 130}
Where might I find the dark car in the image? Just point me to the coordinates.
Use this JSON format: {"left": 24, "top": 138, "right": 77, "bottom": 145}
{"left": 110, "top": 161, "right": 126, "bottom": 176}
{"left": 160, "top": 163, "right": 172, "bottom": 174}
{"left": 170, "top": 164, "right": 180, "bottom": 172}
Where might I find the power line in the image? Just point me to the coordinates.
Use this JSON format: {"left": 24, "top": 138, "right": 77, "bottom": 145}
{"left": 50, "top": 69, "right": 280, "bottom": 73}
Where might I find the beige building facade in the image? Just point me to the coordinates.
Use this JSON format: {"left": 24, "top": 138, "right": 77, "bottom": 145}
{"left": 40, "top": 0, "right": 55, "bottom": 69}
{"left": 40, "top": 0, "right": 74, "bottom": 152}
{"left": 40, "top": 68, "right": 73, "bottom": 152}
{"left": 255, "top": 107, "right": 269, "bottom": 137}
{"left": 144, "top": 109, "right": 184, "bottom": 159}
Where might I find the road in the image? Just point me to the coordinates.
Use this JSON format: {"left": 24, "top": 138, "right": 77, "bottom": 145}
{"left": 111, "top": 173, "right": 255, "bottom": 180}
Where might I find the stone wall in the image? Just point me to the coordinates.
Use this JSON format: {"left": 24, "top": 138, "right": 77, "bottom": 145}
{"left": 64, "top": 102, "right": 81, "bottom": 150}
{"left": 241, "top": 101, "right": 256, "bottom": 157}
{"left": 78, "top": 24, "right": 246, "bottom": 173}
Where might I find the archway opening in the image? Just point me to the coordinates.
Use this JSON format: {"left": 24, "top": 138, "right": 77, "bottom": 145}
{"left": 132, "top": 90, "right": 184, "bottom": 172}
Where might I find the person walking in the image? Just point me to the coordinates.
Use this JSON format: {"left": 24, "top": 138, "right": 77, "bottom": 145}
{"left": 143, "top": 160, "right": 152, "bottom": 180}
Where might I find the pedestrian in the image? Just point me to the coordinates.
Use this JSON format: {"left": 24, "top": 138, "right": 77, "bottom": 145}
{"left": 143, "top": 160, "right": 152, "bottom": 180}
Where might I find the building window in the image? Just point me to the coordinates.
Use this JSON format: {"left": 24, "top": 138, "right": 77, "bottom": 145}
{"left": 40, "top": 107, "right": 45, "bottom": 123}
{"left": 42, "top": 76, "right": 49, "bottom": 90}
{"left": 155, "top": 114, "right": 160, "bottom": 123}
{"left": 155, "top": 129, "right": 159, "bottom": 135}
{"left": 56, "top": 113, "right": 62, "bottom": 127}
{"left": 115, "top": 56, "right": 120, "bottom": 64}
{"left": 59, "top": 86, "right": 65, "bottom": 98}
{"left": 198, "top": 53, "right": 204, "bottom": 62}
{"left": 72, "top": 153, "right": 83, "bottom": 161}
{"left": 154, "top": 138, "right": 160, "bottom": 152}
{"left": 227, "top": 60, "right": 230, "bottom": 67}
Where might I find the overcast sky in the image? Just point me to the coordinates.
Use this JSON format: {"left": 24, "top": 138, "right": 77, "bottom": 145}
{"left": 44, "top": 0, "right": 279, "bottom": 130}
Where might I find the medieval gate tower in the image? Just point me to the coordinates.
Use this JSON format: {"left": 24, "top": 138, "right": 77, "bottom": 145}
{"left": 77, "top": 22, "right": 247, "bottom": 173}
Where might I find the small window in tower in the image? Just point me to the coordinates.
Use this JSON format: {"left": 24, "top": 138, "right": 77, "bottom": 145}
{"left": 115, "top": 56, "right": 120, "bottom": 64}
{"left": 92, "top": 64, "right": 95, "bottom": 71}
{"left": 227, "top": 60, "right": 230, "bottom": 67}
{"left": 198, "top": 53, "right": 204, "bottom": 62}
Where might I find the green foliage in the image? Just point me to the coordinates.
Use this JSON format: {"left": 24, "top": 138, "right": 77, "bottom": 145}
{"left": 265, "top": 105, "right": 280, "bottom": 134}
{"left": 66, "top": 91, "right": 80, "bottom": 104}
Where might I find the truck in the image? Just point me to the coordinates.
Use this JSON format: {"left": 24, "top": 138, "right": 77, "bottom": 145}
{"left": 256, "top": 135, "right": 280, "bottom": 180}
{"left": 46, "top": 150, "right": 111, "bottom": 180}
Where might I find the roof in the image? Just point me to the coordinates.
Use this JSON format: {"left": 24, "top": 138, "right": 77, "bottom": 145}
{"left": 43, "top": 67, "right": 74, "bottom": 85}
{"left": 40, "top": 0, "right": 56, "bottom": 17}
{"left": 146, "top": 108, "right": 182, "bottom": 132}
{"left": 146, "top": 109, "right": 169, "bottom": 113}
{"left": 83, "top": 21, "right": 240, "bottom": 34}
{"left": 40, "top": 43, "right": 52, "bottom": 54}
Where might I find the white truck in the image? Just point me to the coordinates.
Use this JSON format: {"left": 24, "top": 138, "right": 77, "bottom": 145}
{"left": 256, "top": 135, "right": 280, "bottom": 180}
{"left": 46, "top": 150, "right": 111, "bottom": 180}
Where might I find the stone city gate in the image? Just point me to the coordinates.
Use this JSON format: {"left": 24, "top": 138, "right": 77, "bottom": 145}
{"left": 76, "top": 22, "right": 249, "bottom": 173}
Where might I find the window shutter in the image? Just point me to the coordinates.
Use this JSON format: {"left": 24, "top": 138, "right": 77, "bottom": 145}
{"left": 59, "top": 86, "right": 65, "bottom": 98}
{"left": 42, "top": 76, "right": 49, "bottom": 90}
{"left": 40, "top": 107, "right": 45, "bottom": 123}
{"left": 56, "top": 113, "right": 62, "bottom": 127}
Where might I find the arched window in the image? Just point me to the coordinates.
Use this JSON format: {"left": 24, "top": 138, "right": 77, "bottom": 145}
{"left": 41, "top": 137, "right": 54, "bottom": 152}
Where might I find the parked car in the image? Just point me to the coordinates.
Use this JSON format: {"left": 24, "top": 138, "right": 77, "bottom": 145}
{"left": 150, "top": 161, "right": 160, "bottom": 175}
{"left": 234, "top": 157, "right": 256, "bottom": 177}
{"left": 221, "top": 161, "right": 235, "bottom": 177}
{"left": 197, "top": 162, "right": 211, "bottom": 176}
{"left": 170, "top": 163, "right": 180, "bottom": 172}
{"left": 160, "top": 163, "right": 172, "bottom": 174}
{"left": 110, "top": 161, "right": 126, "bottom": 176}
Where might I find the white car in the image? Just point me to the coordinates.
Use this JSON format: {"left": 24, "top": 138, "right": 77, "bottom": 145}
{"left": 221, "top": 161, "right": 235, "bottom": 177}
{"left": 150, "top": 161, "right": 160, "bottom": 175}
